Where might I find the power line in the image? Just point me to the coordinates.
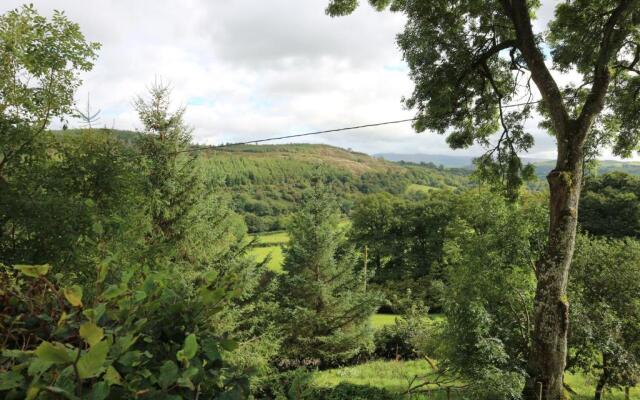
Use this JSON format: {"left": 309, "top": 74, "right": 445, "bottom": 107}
{"left": 173, "top": 117, "right": 418, "bottom": 154}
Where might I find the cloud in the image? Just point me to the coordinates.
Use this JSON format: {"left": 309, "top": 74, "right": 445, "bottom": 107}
{"left": 1, "top": 1, "right": 634, "bottom": 160}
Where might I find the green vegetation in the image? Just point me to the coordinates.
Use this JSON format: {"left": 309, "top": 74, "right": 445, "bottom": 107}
{"left": 273, "top": 188, "right": 382, "bottom": 368}
{"left": 370, "top": 314, "right": 398, "bottom": 329}
{"left": 313, "top": 360, "right": 639, "bottom": 400}
{"left": 2, "top": 4, "right": 640, "bottom": 400}
{"left": 328, "top": 1, "right": 640, "bottom": 399}
{"left": 202, "top": 144, "right": 471, "bottom": 233}
{"left": 249, "top": 245, "right": 284, "bottom": 272}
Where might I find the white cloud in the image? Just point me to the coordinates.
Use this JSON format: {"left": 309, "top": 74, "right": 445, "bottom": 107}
{"left": 1, "top": 0, "right": 636, "bottom": 161}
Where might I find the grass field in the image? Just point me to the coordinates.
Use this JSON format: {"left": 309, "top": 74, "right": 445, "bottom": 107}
{"left": 405, "top": 183, "right": 435, "bottom": 194}
{"left": 248, "top": 245, "right": 284, "bottom": 272}
{"left": 370, "top": 313, "right": 399, "bottom": 329}
{"left": 314, "top": 360, "right": 638, "bottom": 399}
{"left": 252, "top": 230, "right": 289, "bottom": 245}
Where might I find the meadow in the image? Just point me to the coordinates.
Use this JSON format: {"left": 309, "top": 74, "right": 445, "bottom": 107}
{"left": 313, "top": 361, "right": 639, "bottom": 400}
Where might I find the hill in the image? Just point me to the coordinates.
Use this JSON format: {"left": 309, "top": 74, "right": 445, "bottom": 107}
{"left": 52, "top": 130, "right": 472, "bottom": 232}
{"left": 202, "top": 144, "right": 471, "bottom": 232}
{"left": 377, "top": 152, "right": 640, "bottom": 177}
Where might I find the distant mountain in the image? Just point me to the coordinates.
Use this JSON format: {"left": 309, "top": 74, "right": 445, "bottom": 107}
{"left": 375, "top": 153, "right": 476, "bottom": 168}
{"left": 376, "top": 153, "right": 640, "bottom": 176}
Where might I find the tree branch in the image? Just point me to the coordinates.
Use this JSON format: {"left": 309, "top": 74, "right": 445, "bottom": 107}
{"left": 578, "top": 0, "right": 637, "bottom": 136}
{"left": 506, "top": 0, "right": 571, "bottom": 142}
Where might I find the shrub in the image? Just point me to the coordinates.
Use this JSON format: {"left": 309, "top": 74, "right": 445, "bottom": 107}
{"left": 373, "top": 303, "right": 432, "bottom": 361}
{"left": 0, "top": 263, "right": 249, "bottom": 399}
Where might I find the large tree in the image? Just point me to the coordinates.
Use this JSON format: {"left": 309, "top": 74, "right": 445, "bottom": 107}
{"left": 327, "top": 1, "right": 640, "bottom": 398}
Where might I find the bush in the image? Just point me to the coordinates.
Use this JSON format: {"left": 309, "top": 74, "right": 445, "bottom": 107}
{"left": 373, "top": 304, "right": 432, "bottom": 361}
{"left": 0, "top": 263, "right": 249, "bottom": 399}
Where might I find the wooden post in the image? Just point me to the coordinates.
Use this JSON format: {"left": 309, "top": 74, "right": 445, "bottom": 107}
{"left": 537, "top": 382, "right": 543, "bottom": 400}
{"left": 363, "top": 245, "right": 368, "bottom": 292}
{"left": 446, "top": 387, "right": 451, "bottom": 400}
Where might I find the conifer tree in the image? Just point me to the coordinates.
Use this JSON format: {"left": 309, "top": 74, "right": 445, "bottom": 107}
{"left": 275, "top": 186, "right": 381, "bottom": 367}
{"left": 135, "top": 82, "right": 247, "bottom": 269}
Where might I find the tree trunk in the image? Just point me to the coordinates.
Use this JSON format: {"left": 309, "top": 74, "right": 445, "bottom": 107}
{"left": 523, "top": 133, "right": 584, "bottom": 400}
{"left": 594, "top": 354, "right": 610, "bottom": 400}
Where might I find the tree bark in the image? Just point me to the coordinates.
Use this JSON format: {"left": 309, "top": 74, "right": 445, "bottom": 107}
{"left": 522, "top": 126, "right": 585, "bottom": 400}
{"left": 594, "top": 354, "right": 610, "bottom": 400}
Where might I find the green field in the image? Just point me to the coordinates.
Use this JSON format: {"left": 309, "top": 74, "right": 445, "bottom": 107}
{"left": 313, "top": 360, "right": 638, "bottom": 400}
{"left": 249, "top": 245, "right": 284, "bottom": 272}
{"left": 370, "top": 313, "right": 399, "bottom": 329}
{"left": 370, "top": 313, "right": 444, "bottom": 329}
{"left": 252, "top": 230, "right": 289, "bottom": 245}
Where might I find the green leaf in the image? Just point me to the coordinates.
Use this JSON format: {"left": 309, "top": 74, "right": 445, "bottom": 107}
{"left": 42, "top": 385, "right": 80, "bottom": 400}
{"left": 117, "top": 350, "right": 143, "bottom": 368}
{"left": 89, "top": 381, "right": 109, "bottom": 400}
{"left": 100, "top": 285, "right": 125, "bottom": 300}
{"left": 112, "top": 334, "right": 137, "bottom": 356}
{"left": 176, "top": 334, "right": 198, "bottom": 364}
{"left": 202, "top": 338, "right": 221, "bottom": 361}
{"left": 82, "top": 303, "right": 106, "bottom": 323}
{"left": 63, "top": 285, "right": 83, "bottom": 307}
{"left": 0, "top": 370, "right": 24, "bottom": 391}
{"left": 14, "top": 264, "right": 50, "bottom": 278}
{"left": 133, "top": 290, "right": 147, "bottom": 302}
{"left": 158, "top": 360, "right": 178, "bottom": 390}
{"left": 25, "top": 387, "right": 41, "bottom": 400}
{"left": 27, "top": 358, "right": 53, "bottom": 377}
{"left": 97, "top": 262, "right": 109, "bottom": 284}
{"left": 79, "top": 322, "right": 104, "bottom": 347}
{"left": 77, "top": 340, "right": 110, "bottom": 379}
{"left": 104, "top": 366, "right": 122, "bottom": 386}
{"left": 35, "top": 341, "right": 73, "bottom": 364}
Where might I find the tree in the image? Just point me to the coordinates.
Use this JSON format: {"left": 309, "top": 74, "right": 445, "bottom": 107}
{"left": 275, "top": 187, "right": 381, "bottom": 367}
{"left": 579, "top": 172, "right": 640, "bottom": 238}
{"left": 326, "top": 1, "right": 640, "bottom": 397}
{"left": 568, "top": 235, "right": 640, "bottom": 400}
{"left": 0, "top": 4, "right": 99, "bottom": 255}
{"left": 350, "top": 192, "right": 453, "bottom": 312}
{"left": 433, "top": 190, "right": 547, "bottom": 399}
{"left": 0, "top": 5, "right": 99, "bottom": 183}
{"left": 0, "top": 130, "right": 149, "bottom": 279}
{"left": 135, "top": 82, "right": 248, "bottom": 270}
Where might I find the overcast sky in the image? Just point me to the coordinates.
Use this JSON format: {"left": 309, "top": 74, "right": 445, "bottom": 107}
{"left": 4, "top": 0, "right": 634, "bottom": 160}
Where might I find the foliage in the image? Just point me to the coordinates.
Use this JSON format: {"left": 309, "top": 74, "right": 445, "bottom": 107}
{"left": 0, "top": 4, "right": 99, "bottom": 182}
{"left": 373, "top": 303, "right": 432, "bottom": 361}
{"left": 0, "top": 130, "right": 148, "bottom": 278}
{"left": 274, "top": 187, "right": 382, "bottom": 368}
{"left": 568, "top": 235, "right": 640, "bottom": 399}
{"left": 579, "top": 172, "right": 640, "bottom": 238}
{"left": 134, "top": 83, "right": 280, "bottom": 386}
{"left": 350, "top": 192, "right": 453, "bottom": 312}
{"left": 0, "top": 262, "right": 248, "bottom": 399}
{"left": 427, "top": 190, "right": 547, "bottom": 398}
{"left": 201, "top": 144, "right": 470, "bottom": 233}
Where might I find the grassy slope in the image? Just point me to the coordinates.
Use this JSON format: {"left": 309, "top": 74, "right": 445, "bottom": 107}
{"left": 314, "top": 360, "right": 638, "bottom": 400}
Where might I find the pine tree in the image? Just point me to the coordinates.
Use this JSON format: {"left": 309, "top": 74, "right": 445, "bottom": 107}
{"left": 135, "top": 82, "right": 247, "bottom": 269}
{"left": 275, "top": 186, "right": 381, "bottom": 367}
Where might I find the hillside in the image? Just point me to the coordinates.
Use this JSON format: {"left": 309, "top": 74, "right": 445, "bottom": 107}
{"left": 202, "top": 144, "right": 471, "bottom": 232}
{"left": 52, "top": 130, "right": 472, "bottom": 232}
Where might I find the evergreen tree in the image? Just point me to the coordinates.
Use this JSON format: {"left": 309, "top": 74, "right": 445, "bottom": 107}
{"left": 135, "top": 82, "right": 247, "bottom": 270}
{"left": 275, "top": 186, "right": 381, "bottom": 367}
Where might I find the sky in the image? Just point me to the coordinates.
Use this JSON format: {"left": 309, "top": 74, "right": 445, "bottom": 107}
{"left": 2, "top": 0, "right": 633, "bottom": 160}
